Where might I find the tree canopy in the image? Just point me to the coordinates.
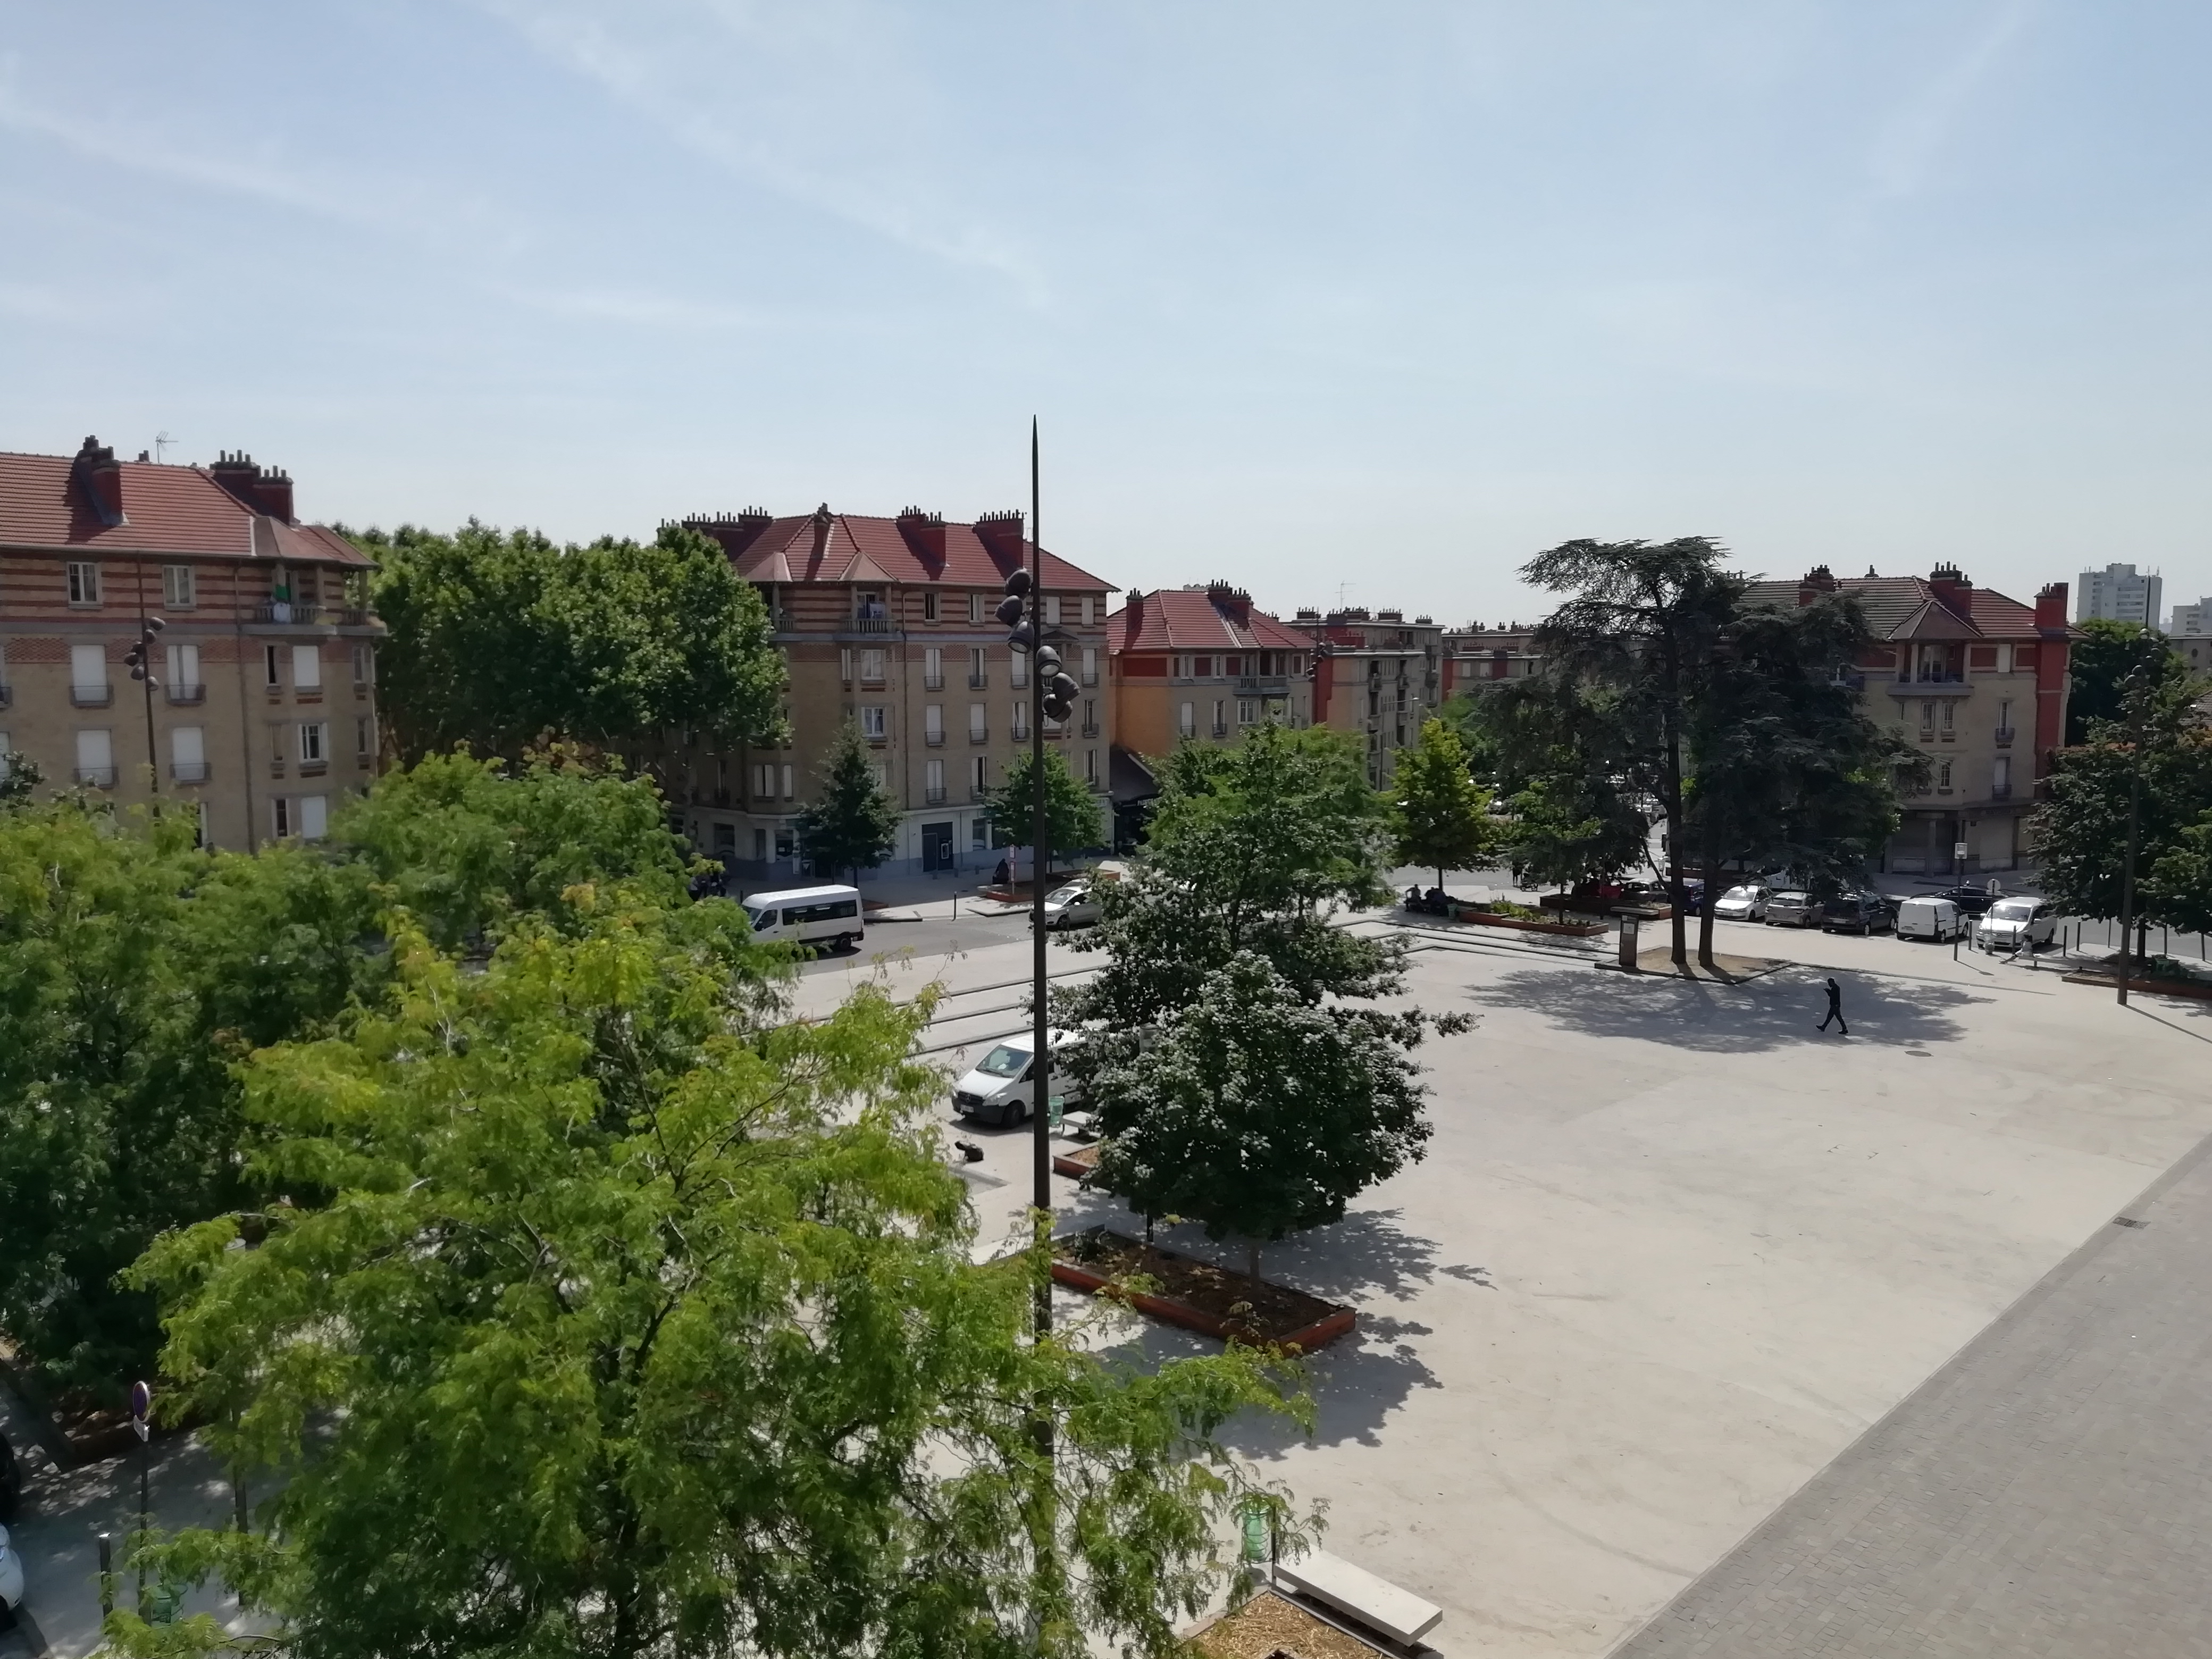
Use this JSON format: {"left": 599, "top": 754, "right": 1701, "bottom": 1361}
{"left": 119, "top": 894, "right": 1308, "bottom": 1659}
{"left": 356, "top": 520, "right": 787, "bottom": 766}
{"left": 980, "top": 745, "right": 1103, "bottom": 861}
{"left": 794, "top": 719, "right": 903, "bottom": 885}
{"left": 2065, "top": 619, "right": 2191, "bottom": 745}
{"left": 1391, "top": 717, "right": 1496, "bottom": 889}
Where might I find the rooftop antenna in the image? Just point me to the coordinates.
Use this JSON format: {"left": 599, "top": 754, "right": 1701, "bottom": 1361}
{"left": 154, "top": 431, "right": 175, "bottom": 464}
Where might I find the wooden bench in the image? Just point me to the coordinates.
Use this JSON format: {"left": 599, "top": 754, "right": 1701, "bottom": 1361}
{"left": 1274, "top": 1551, "right": 1442, "bottom": 1650}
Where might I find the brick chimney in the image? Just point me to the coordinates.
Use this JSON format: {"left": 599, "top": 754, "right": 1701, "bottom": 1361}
{"left": 1206, "top": 579, "right": 1252, "bottom": 623}
{"left": 1122, "top": 588, "right": 1144, "bottom": 639}
{"left": 2034, "top": 581, "right": 2069, "bottom": 632}
{"left": 70, "top": 435, "right": 126, "bottom": 526}
{"left": 895, "top": 506, "right": 947, "bottom": 567}
{"left": 808, "top": 502, "right": 834, "bottom": 565}
{"left": 1929, "top": 562, "right": 1973, "bottom": 618}
{"left": 208, "top": 450, "right": 295, "bottom": 523}
{"left": 1797, "top": 564, "right": 1839, "bottom": 606}
{"left": 682, "top": 508, "right": 773, "bottom": 558}
{"left": 974, "top": 509, "right": 1025, "bottom": 566}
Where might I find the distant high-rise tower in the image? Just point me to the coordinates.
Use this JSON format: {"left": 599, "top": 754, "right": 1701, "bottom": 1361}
{"left": 2076, "top": 562, "right": 2163, "bottom": 628}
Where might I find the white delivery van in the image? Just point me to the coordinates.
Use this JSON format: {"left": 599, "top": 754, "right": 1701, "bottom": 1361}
{"left": 951, "top": 1030, "right": 1083, "bottom": 1127}
{"left": 1896, "top": 895, "right": 1965, "bottom": 942}
{"left": 740, "top": 885, "right": 864, "bottom": 952}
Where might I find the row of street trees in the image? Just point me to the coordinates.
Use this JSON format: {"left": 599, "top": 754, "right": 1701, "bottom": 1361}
{"left": 1, "top": 759, "right": 1308, "bottom": 1658}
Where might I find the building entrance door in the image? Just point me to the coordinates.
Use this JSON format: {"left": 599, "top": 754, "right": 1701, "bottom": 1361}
{"left": 921, "top": 820, "right": 954, "bottom": 872}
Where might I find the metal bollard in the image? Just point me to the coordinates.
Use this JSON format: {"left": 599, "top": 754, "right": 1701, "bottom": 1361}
{"left": 97, "top": 1529, "right": 113, "bottom": 1616}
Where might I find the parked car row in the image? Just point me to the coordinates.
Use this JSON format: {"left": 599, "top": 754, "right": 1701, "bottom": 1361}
{"left": 1703, "top": 881, "right": 2057, "bottom": 951}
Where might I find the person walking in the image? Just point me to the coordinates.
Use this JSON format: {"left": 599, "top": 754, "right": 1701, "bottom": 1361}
{"left": 1817, "top": 976, "right": 1848, "bottom": 1036}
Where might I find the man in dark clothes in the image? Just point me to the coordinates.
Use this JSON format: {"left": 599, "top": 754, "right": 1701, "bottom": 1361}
{"left": 1817, "top": 976, "right": 1848, "bottom": 1035}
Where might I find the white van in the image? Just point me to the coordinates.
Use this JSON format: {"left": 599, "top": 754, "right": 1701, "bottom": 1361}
{"left": 1979, "top": 895, "right": 2056, "bottom": 953}
{"left": 951, "top": 1030, "right": 1083, "bottom": 1127}
{"left": 740, "top": 885, "right": 864, "bottom": 952}
{"left": 1896, "top": 895, "right": 1965, "bottom": 942}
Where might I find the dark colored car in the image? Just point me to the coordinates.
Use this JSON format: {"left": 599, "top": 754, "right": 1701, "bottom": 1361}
{"left": 1822, "top": 892, "right": 1897, "bottom": 934}
{"left": 1932, "top": 884, "right": 2003, "bottom": 915}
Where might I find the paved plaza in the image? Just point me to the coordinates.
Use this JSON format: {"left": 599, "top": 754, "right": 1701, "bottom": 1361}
{"left": 806, "top": 910, "right": 2212, "bottom": 1658}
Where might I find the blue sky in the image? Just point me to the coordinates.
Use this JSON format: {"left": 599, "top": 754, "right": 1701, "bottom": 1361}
{"left": 3, "top": 2, "right": 2206, "bottom": 623}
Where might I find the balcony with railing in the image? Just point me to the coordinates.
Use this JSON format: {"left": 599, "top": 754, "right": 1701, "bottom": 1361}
{"left": 925, "top": 730, "right": 945, "bottom": 747}
{"left": 1990, "top": 781, "right": 2012, "bottom": 799}
{"left": 1994, "top": 727, "right": 2015, "bottom": 747}
{"left": 968, "top": 672, "right": 988, "bottom": 689}
{"left": 924, "top": 674, "right": 945, "bottom": 691}
{"left": 251, "top": 603, "right": 331, "bottom": 626}
{"left": 970, "top": 726, "right": 990, "bottom": 744}
{"left": 171, "top": 761, "right": 210, "bottom": 783}
{"left": 1888, "top": 672, "right": 1972, "bottom": 697}
{"left": 1011, "top": 722, "right": 1031, "bottom": 742}
{"left": 72, "top": 682, "right": 113, "bottom": 707}
{"left": 76, "top": 766, "right": 116, "bottom": 787}
{"left": 1080, "top": 720, "right": 1100, "bottom": 738}
{"left": 166, "top": 682, "right": 206, "bottom": 706}
{"left": 1211, "top": 722, "right": 1229, "bottom": 738}
{"left": 1236, "top": 675, "right": 1290, "bottom": 695}
{"left": 847, "top": 615, "right": 899, "bottom": 635}
{"left": 925, "top": 786, "right": 947, "bottom": 805}
{"left": 1082, "top": 667, "right": 1099, "bottom": 686}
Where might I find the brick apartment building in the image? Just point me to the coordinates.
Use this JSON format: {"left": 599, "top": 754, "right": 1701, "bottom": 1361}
{"left": 1442, "top": 621, "right": 1542, "bottom": 693}
{"left": 0, "top": 437, "right": 383, "bottom": 847}
{"left": 682, "top": 505, "right": 1115, "bottom": 881}
{"left": 1293, "top": 606, "right": 1444, "bottom": 788}
{"left": 1742, "top": 564, "right": 2073, "bottom": 875}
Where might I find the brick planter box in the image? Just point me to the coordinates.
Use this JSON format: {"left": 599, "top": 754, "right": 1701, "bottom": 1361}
{"left": 2063, "top": 970, "right": 2212, "bottom": 1003}
{"left": 1051, "top": 1142, "right": 1103, "bottom": 1181}
{"left": 1410, "top": 904, "right": 1607, "bottom": 939}
{"left": 1051, "top": 1229, "right": 1356, "bottom": 1352}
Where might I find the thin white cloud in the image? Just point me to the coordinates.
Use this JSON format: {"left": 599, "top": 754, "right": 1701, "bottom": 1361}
{"left": 473, "top": 0, "right": 1049, "bottom": 300}
{"left": 505, "top": 285, "right": 772, "bottom": 330}
{"left": 1870, "top": 0, "right": 2034, "bottom": 198}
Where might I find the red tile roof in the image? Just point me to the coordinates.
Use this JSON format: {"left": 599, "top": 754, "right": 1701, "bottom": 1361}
{"left": 1107, "top": 586, "right": 1313, "bottom": 653}
{"left": 691, "top": 510, "right": 1113, "bottom": 593}
{"left": 1742, "top": 574, "right": 2041, "bottom": 641}
{"left": 0, "top": 449, "right": 367, "bottom": 564}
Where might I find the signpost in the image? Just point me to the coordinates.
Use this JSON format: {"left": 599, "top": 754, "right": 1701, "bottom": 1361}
{"left": 130, "top": 1379, "right": 151, "bottom": 1617}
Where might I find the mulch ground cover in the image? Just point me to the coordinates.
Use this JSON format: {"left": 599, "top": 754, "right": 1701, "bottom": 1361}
{"left": 1189, "top": 1589, "right": 1390, "bottom": 1658}
{"left": 1052, "top": 1228, "right": 1353, "bottom": 1348}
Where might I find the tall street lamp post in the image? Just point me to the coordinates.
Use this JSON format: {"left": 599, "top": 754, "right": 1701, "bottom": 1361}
{"left": 2115, "top": 665, "right": 2148, "bottom": 1008}
{"left": 129, "top": 1379, "right": 152, "bottom": 1618}
{"left": 125, "top": 613, "right": 166, "bottom": 794}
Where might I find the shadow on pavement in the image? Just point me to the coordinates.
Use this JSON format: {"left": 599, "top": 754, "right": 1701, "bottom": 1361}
{"left": 1460, "top": 965, "right": 1986, "bottom": 1052}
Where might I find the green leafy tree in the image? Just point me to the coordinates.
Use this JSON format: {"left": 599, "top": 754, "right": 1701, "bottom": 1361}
{"left": 1516, "top": 537, "right": 1744, "bottom": 965}
{"left": 2037, "top": 673, "right": 2212, "bottom": 957}
{"left": 1469, "top": 676, "right": 1652, "bottom": 895}
{"left": 0, "top": 749, "right": 41, "bottom": 807}
{"left": 1092, "top": 953, "right": 1440, "bottom": 1288}
{"left": 1391, "top": 716, "right": 1496, "bottom": 889}
{"left": 2065, "top": 619, "right": 2190, "bottom": 745}
{"left": 120, "top": 897, "right": 1309, "bottom": 1659}
{"left": 794, "top": 719, "right": 902, "bottom": 885}
{"left": 359, "top": 520, "right": 787, "bottom": 767}
{"left": 1681, "top": 596, "right": 1918, "bottom": 968}
{"left": 980, "top": 745, "right": 1103, "bottom": 867}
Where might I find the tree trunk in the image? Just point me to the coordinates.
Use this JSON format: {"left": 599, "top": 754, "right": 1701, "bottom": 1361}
{"left": 233, "top": 1466, "right": 248, "bottom": 1533}
{"left": 2138, "top": 917, "right": 2151, "bottom": 966}
{"left": 1697, "top": 841, "right": 1722, "bottom": 973}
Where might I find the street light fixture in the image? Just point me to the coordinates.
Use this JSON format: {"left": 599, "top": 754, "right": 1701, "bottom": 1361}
{"left": 124, "top": 614, "right": 166, "bottom": 794}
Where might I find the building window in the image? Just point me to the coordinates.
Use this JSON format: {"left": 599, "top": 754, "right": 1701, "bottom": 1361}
{"left": 164, "top": 642, "right": 201, "bottom": 696}
{"left": 1993, "top": 756, "right": 2012, "bottom": 793}
{"left": 1173, "top": 655, "right": 1192, "bottom": 680}
{"left": 1045, "top": 595, "right": 1062, "bottom": 626}
{"left": 1938, "top": 760, "right": 1953, "bottom": 791}
{"left": 969, "top": 646, "right": 987, "bottom": 688}
{"left": 266, "top": 644, "right": 283, "bottom": 688}
{"left": 860, "top": 706, "right": 887, "bottom": 740}
{"left": 298, "top": 722, "right": 328, "bottom": 765}
{"left": 926, "top": 758, "right": 945, "bottom": 797}
{"left": 923, "top": 590, "right": 940, "bottom": 623}
{"left": 292, "top": 796, "right": 330, "bottom": 840}
{"left": 292, "top": 644, "right": 322, "bottom": 691}
{"left": 273, "top": 797, "right": 290, "bottom": 838}
{"left": 924, "top": 647, "right": 943, "bottom": 689}
{"left": 66, "top": 562, "right": 99, "bottom": 605}
{"left": 859, "top": 648, "right": 886, "bottom": 684}
{"left": 1083, "top": 698, "right": 1096, "bottom": 733}
{"left": 1940, "top": 700, "right": 1954, "bottom": 733}
{"left": 840, "top": 647, "right": 854, "bottom": 686}
{"left": 0, "top": 734, "right": 10, "bottom": 781}
{"left": 1011, "top": 652, "right": 1029, "bottom": 689}
{"left": 353, "top": 643, "right": 375, "bottom": 685}
{"left": 969, "top": 703, "right": 987, "bottom": 740}
{"left": 1212, "top": 699, "right": 1227, "bottom": 735}
{"left": 1238, "top": 699, "right": 1257, "bottom": 726}
{"left": 775, "top": 826, "right": 795, "bottom": 860}
{"left": 1997, "top": 699, "right": 2013, "bottom": 737}
{"left": 1081, "top": 596, "right": 1094, "bottom": 626}
{"left": 75, "top": 728, "right": 114, "bottom": 786}
{"left": 162, "top": 564, "right": 196, "bottom": 609}
{"left": 971, "top": 815, "right": 989, "bottom": 850}
{"left": 1011, "top": 701, "right": 1030, "bottom": 740}
{"left": 924, "top": 703, "right": 944, "bottom": 742}
{"left": 70, "top": 644, "right": 108, "bottom": 700}
{"left": 1178, "top": 701, "right": 1195, "bottom": 737}
{"left": 856, "top": 590, "right": 886, "bottom": 621}
{"left": 1085, "top": 747, "right": 1098, "bottom": 783}
{"left": 1919, "top": 700, "right": 1934, "bottom": 733}
{"left": 780, "top": 763, "right": 794, "bottom": 799}
{"left": 171, "top": 726, "right": 206, "bottom": 783}
{"left": 356, "top": 715, "right": 375, "bottom": 757}
{"left": 1082, "top": 647, "right": 1097, "bottom": 685}
{"left": 752, "top": 827, "right": 768, "bottom": 862}
{"left": 969, "top": 591, "right": 984, "bottom": 624}
{"left": 971, "top": 756, "right": 988, "bottom": 793}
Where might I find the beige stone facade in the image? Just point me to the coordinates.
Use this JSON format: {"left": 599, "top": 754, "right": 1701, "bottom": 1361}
{"left": 1301, "top": 606, "right": 1445, "bottom": 789}
{"left": 0, "top": 440, "right": 383, "bottom": 848}
{"left": 681, "top": 508, "right": 1115, "bottom": 881}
